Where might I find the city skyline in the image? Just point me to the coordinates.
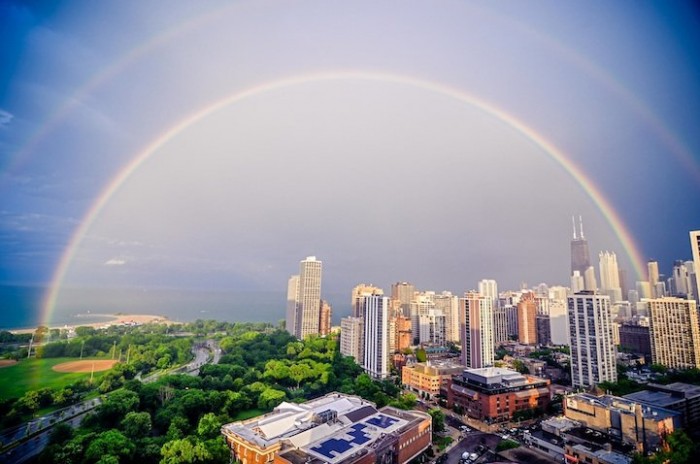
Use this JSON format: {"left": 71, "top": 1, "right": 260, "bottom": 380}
{"left": 1, "top": 2, "right": 699, "bottom": 326}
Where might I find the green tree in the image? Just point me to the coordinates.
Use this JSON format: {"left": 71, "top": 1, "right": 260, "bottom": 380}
{"left": 121, "top": 411, "right": 152, "bottom": 439}
{"left": 416, "top": 348, "right": 427, "bottom": 363}
{"left": 85, "top": 430, "right": 134, "bottom": 463}
{"left": 160, "top": 438, "right": 210, "bottom": 464}
{"left": 258, "top": 388, "right": 286, "bottom": 409}
{"left": 428, "top": 408, "right": 445, "bottom": 434}
{"left": 196, "top": 413, "right": 220, "bottom": 439}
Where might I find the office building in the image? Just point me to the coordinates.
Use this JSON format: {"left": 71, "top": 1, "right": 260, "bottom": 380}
{"left": 599, "top": 251, "right": 622, "bottom": 303}
{"left": 401, "top": 360, "right": 464, "bottom": 398}
{"left": 221, "top": 393, "right": 432, "bottom": 464}
{"left": 648, "top": 261, "right": 660, "bottom": 297}
{"left": 568, "top": 292, "right": 617, "bottom": 388}
{"left": 647, "top": 297, "right": 700, "bottom": 369}
{"left": 447, "top": 367, "right": 551, "bottom": 422}
{"left": 624, "top": 382, "right": 700, "bottom": 430}
{"left": 571, "top": 216, "right": 591, "bottom": 275}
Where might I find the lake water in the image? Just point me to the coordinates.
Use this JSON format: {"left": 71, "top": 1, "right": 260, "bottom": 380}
{"left": 0, "top": 285, "right": 350, "bottom": 330}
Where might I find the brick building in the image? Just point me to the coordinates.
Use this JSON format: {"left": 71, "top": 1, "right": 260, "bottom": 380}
{"left": 447, "top": 367, "right": 551, "bottom": 422}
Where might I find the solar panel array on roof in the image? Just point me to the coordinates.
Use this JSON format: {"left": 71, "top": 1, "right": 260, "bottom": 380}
{"left": 310, "top": 423, "right": 371, "bottom": 459}
{"left": 366, "top": 414, "right": 399, "bottom": 429}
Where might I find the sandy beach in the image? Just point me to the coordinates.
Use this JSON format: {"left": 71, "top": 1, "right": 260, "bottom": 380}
{"left": 8, "top": 314, "right": 173, "bottom": 334}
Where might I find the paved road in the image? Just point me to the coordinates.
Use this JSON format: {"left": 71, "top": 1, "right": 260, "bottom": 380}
{"left": 0, "top": 409, "right": 93, "bottom": 464}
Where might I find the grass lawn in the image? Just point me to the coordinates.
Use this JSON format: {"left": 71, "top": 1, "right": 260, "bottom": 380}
{"left": 230, "top": 408, "right": 266, "bottom": 421}
{"left": 0, "top": 357, "right": 109, "bottom": 400}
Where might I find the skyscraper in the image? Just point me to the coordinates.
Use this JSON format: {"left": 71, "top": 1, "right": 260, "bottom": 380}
{"left": 296, "top": 256, "right": 323, "bottom": 339}
{"left": 362, "top": 293, "right": 390, "bottom": 379}
{"left": 570, "top": 216, "right": 591, "bottom": 275}
{"left": 568, "top": 292, "right": 617, "bottom": 388}
{"left": 599, "top": 251, "right": 622, "bottom": 302}
{"left": 648, "top": 297, "right": 700, "bottom": 370}
{"left": 648, "top": 260, "right": 660, "bottom": 298}
{"left": 459, "top": 292, "right": 494, "bottom": 368}
{"left": 434, "top": 291, "right": 459, "bottom": 343}
{"left": 319, "top": 300, "right": 332, "bottom": 336}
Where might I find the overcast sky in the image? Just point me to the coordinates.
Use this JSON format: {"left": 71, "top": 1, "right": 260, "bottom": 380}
{"left": 1, "top": 1, "right": 699, "bottom": 310}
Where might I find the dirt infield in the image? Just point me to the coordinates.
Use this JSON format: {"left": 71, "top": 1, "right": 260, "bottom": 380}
{"left": 52, "top": 360, "right": 119, "bottom": 373}
{"left": 0, "top": 360, "right": 17, "bottom": 368}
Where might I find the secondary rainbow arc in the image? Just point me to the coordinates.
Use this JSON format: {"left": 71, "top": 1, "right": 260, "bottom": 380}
{"left": 41, "top": 70, "right": 647, "bottom": 324}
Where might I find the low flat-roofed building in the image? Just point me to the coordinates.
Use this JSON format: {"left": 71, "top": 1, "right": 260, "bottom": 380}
{"left": 447, "top": 367, "right": 551, "bottom": 422}
{"left": 221, "top": 393, "right": 431, "bottom": 464}
{"left": 564, "top": 443, "right": 631, "bottom": 464}
{"left": 522, "top": 429, "right": 566, "bottom": 461}
{"left": 624, "top": 382, "right": 700, "bottom": 429}
{"left": 563, "top": 393, "right": 680, "bottom": 452}
{"left": 401, "top": 360, "right": 464, "bottom": 398}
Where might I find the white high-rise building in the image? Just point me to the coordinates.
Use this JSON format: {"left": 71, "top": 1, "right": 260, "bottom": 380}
{"left": 549, "top": 299, "right": 569, "bottom": 345}
{"left": 434, "top": 292, "right": 459, "bottom": 343}
{"left": 568, "top": 292, "right": 617, "bottom": 388}
{"left": 599, "top": 251, "right": 622, "bottom": 302}
{"left": 459, "top": 292, "right": 494, "bottom": 368}
{"left": 285, "top": 275, "right": 300, "bottom": 335}
{"left": 409, "top": 294, "right": 435, "bottom": 342}
{"left": 296, "top": 256, "right": 322, "bottom": 339}
{"left": 478, "top": 279, "right": 498, "bottom": 302}
{"left": 571, "top": 271, "right": 585, "bottom": 293}
{"left": 584, "top": 266, "right": 598, "bottom": 292}
{"left": 418, "top": 309, "right": 446, "bottom": 346}
{"left": 362, "top": 294, "right": 390, "bottom": 379}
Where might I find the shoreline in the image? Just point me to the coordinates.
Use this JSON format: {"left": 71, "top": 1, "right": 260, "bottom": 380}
{"left": 7, "top": 313, "right": 174, "bottom": 334}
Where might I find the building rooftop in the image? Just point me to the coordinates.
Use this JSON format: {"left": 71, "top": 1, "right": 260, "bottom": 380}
{"left": 222, "top": 393, "right": 430, "bottom": 464}
{"left": 567, "top": 392, "right": 679, "bottom": 422}
{"left": 569, "top": 443, "right": 631, "bottom": 464}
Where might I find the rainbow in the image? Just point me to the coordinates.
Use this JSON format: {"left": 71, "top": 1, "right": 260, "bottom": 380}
{"left": 6, "top": 4, "right": 699, "bottom": 186}
{"left": 41, "top": 70, "right": 648, "bottom": 323}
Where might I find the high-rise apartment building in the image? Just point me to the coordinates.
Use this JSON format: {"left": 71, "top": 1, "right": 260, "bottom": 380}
{"left": 418, "top": 310, "right": 446, "bottom": 346}
{"left": 492, "top": 305, "right": 509, "bottom": 345}
{"left": 517, "top": 292, "right": 537, "bottom": 345}
{"left": 459, "top": 292, "right": 494, "bottom": 368}
{"left": 296, "top": 256, "right": 323, "bottom": 339}
{"left": 352, "top": 284, "right": 383, "bottom": 316}
{"left": 285, "top": 275, "right": 299, "bottom": 336}
{"left": 571, "top": 216, "right": 591, "bottom": 275}
{"left": 568, "top": 291, "right": 617, "bottom": 388}
{"left": 409, "top": 293, "right": 435, "bottom": 343}
{"left": 434, "top": 291, "right": 459, "bottom": 343}
{"left": 691, "top": 231, "right": 700, "bottom": 301}
{"left": 363, "top": 293, "right": 390, "bottom": 379}
{"left": 340, "top": 316, "right": 363, "bottom": 363}
{"left": 647, "top": 297, "right": 700, "bottom": 370}
{"left": 549, "top": 299, "right": 569, "bottom": 345}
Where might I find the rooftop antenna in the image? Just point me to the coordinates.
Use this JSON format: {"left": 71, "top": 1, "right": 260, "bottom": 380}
{"left": 572, "top": 216, "right": 577, "bottom": 239}
{"left": 579, "top": 215, "right": 585, "bottom": 239}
